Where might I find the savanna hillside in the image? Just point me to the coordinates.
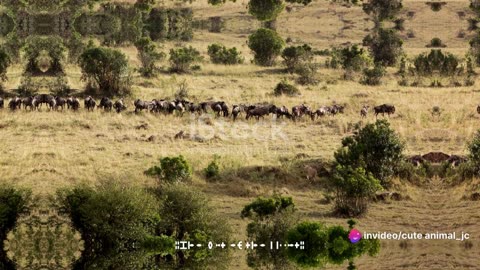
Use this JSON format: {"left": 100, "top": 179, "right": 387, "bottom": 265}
{"left": 2, "top": 0, "right": 480, "bottom": 269}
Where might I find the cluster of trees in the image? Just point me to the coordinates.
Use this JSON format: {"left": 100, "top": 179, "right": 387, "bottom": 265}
{"left": 58, "top": 178, "right": 231, "bottom": 269}
{"left": 241, "top": 195, "right": 380, "bottom": 268}
{"left": 0, "top": 186, "right": 30, "bottom": 269}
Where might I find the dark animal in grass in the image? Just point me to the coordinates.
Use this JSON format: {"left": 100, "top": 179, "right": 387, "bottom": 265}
{"left": 374, "top": 104, "right": 395, "bottom": 117}
{"left": 55, "top": 96, "right": 66, "bottom": 111}
{"left": 70, "top": 97, "right": 80, "bottom": 111}
{"left": 0, "top": 97, "right": 3, "bottom": 109}
{"left": 113, "top": 99, "right": 127, "bottom": 113}
{"left": 246, "top": 104, "right": 277, "bottom": 120}
{"left": 34, "top": 94, "right": 55, "bottom": 109}
{"left": 98, "top": 97, "right": 113, "bottom": 111}
{"left": 22, "top": 96, "right": 34, "bottom": 110}
{"left": 84, "top": 96, "right": 96, "bottom": 111}
{"left": 9, "top": 97, "right": 22, "bottom": 110}
{"left": 134, "top": 99, "right": 154, "bottom": 113}
{"left": 291, "top": 104, "right": 311, "bottom": 120}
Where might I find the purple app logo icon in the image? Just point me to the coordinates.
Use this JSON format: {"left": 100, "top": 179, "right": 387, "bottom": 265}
{"left": 349, "top": 229, "right": 362, "bottom": 243}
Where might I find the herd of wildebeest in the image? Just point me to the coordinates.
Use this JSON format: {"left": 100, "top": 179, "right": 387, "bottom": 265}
{"left": 0, "top": 94, "right": 397, "bottom": 120}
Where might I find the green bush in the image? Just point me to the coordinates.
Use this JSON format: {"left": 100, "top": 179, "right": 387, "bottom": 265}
{"left": 281, "top": 44, "right": 313, "bottom": 73}
{"left": 144, "top": 155, "right": 192, "bottom": 183}
{"left": 273, "top": 79, "right": 300, "bottom": 96}
{"left": 362, "top": 0, "right": 402, "bottom": 21}
{"left": 207, "top": 43, "right": 244, "bottom": 65}
{"left": 169, "top": 46, "right": 203, "bottom": 73}
{"left": 363, "top": 28, "right": 403, "bottom": 66}
{"left": 78, "top": 46, "right": 131, "bottom": 96}
{"left": 204, "top": 158, "right": 220, "bottom": 180}
{"left": 135, "top": 37, "right": 165, "bottom": 77}
{"left": 243, "top": 196, "right": 297, "bottom": 269}
{"left": 241, "top": 195, "right": 294, "bottom": 219}
{"left": 287, "top": 222, "right": 328, "bottom": 267}
{"left": 58, "top": 182, "right": 160, "bottom": 253}
{"left": 334, "top": 120, "right": 405, "bottom": 187}
{"left": 340, "top": 45, "right": 373, "bottom": 72}
{"left": 156, "top": 184, "right": 232, "bottom": 268}
{"left": 361, "top": 64, "right": 385, "bottom": 85}
{"left": 331, "top": 165, "right": 381, "bottom": 216}
{"left": 248, "top": 28, "right": 285, "bottom": 66}
{"left": 248, "top": 0, "right": 285, "bottom": 21}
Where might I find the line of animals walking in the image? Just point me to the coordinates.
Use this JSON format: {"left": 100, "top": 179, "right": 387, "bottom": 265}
{"left": 0, "top": 94, "right": 397, "bottom": 120}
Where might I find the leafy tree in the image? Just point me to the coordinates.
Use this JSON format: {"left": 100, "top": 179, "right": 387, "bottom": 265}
{"left": 248, "top": 28, "right": 285, "bottom": 66}
{"left": 78, "top": 46, "right": 131, "bottom": 96}
{"left": 0, "top": 47, "right": 11, "bottom": 85}
{"left": 281, "top": 44, "right": 313, "bottom": 73}
{"left": 169, "top": 46, "right": 202, "bottom": 73}
{"left": 242, "top": 195, "right": 297, "bottom": 269}
{"left": 156, "top": 184, "right": 232, "bottom": 269}
{"left": 331, "top": 165, "right": 382, "bottom": 216}
{"left": 340, "top": 45, "right": 373, "bottom": 72}
{"left": 362, "top": 0, "right": 403, "bottom": 21}
{"left": 144, "top": 155, "right": 192, "bottom": 183}
{"left": 248, "top": 0, "right": 285, "bottom": 21}
{"left": 204, "top": 157, "right": 220, "bottom": 180}
{"left": 361, "top": 64, "right": 385, "bottom": 85}
{"left": 207, "top": 43, "right": 244, "bottom": 65}
{"left": 135, "top": 37, "right": 165, "bottom": 77}
{"left": 334, "top": 120, "right": 405, "bottom": 187}
{"left": 287, "top": 222, "right": 328, "bottom": 267}
{"left": 58, "top": 182, "right": 160, "bottom": 253}
{"left": 363, "top": 28, "right": 403, "bottom": 66}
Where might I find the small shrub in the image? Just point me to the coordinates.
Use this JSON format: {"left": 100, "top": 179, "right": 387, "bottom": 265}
{"left": 204, "top": 157, "right": 220, "bottom": 180}
{"left": 361, "top": 64, "right": 385, "bottom": 85}
{"left": 169, "top": 46, "right": 203, "bottom": 73}
{"left": 207, "top": 43, "right": 244, "bottom": 65}
{"left": 427, "top": 38, "right": 446, "bottom": 48}
{"left": 273, "top": 79, "right": 300, "bottom": 96}
{"left": 281, "top": 44, "right": 313, "bottom": 73}
{"left": 144, "top": 155, "right": 192, "bottom": 183}
{"left": 331, "top": 165, "right": 381, "bottom": 216}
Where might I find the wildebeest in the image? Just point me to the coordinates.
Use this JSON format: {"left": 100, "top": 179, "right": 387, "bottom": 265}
{"left": 55, "top": 96, "right": 66, "bottom": 111}
{"left": 134, "top": 99, "right": 154, "bottom": 113}
{"left": 210, "top": 101, "right": 229, "bottom": 117}
{"left": 328, "top": 104, "right": 345, "bottom": 116}
{"left": 232, "top": 104, "right": 246, "bottom": 121}
{"left": 374, "top": 104, "right": 395, "bottom": 117}
{"left": 9, "top": 97, "right": 22, "bottom": 110}
{"left": 292, "top": 104, "right": 311, "bottom": 120}
{"left": 84, "top": 96, "right": 96, "bottom": 111}
{"left": 360, "top": 105, "right": 369, "bottom": 118}
{"left": 310, "top": 106, "right": 329, "bottom": 120}
{"left": 70, "top": 97, "right": 80, "bottom": 111}
{"left": 113, "top": 99, "right": 127, "bottom": 113}
{"left": 33, "top": 94, "right": 55, "bottom": 110}
{"left": 246, "top": 104, "right": 277, "bottom": 120}
{"left": 0, "top": 97, "right": 3, "bottom": 109}
{"left": 98, "top": 97, "right": 113, "bottom": 111}
{"left": 275, "top": 105, "right": 291, "bottom": 119}
{"left": 22, "top": 96, "right": 34, "bottom": 110}
{"left": 477, "top": 105, "right": 480, "bottom": 115}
